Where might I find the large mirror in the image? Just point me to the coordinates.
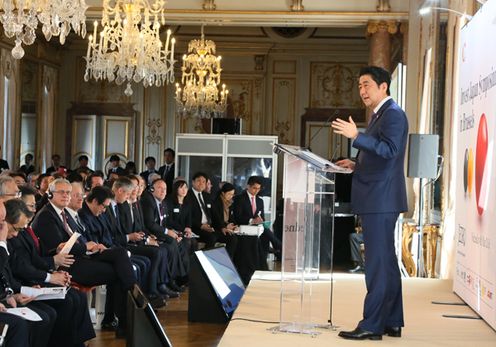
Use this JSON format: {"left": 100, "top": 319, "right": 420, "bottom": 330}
{"left": 19, "top": 60, "right": 38, "bottom": 175}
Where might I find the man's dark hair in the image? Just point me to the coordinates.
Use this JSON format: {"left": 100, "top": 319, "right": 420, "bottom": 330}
{"left": 19, "top": 185, "right": 37, "bottom": 197}
{"left": 145, "top": 156, "right": 156, "bottom": 164}
{"left": 109, "top": 154, "right": 120, "bottom": 162}
{"left": 9, "top": 172, "right": 26, "bottom": 181}
{"left": 359, "top": 66, "right": 391, "bottom": 96}
{"left": 247, "top": 176, "right": 263, "bottom": 186}
{"left": 92, "top": 170, "right": 105, "bottom": 178}
{"left": 164, "top": 148, "right": 175, "bottom": 157}
{"left": 36, "top": 173, "right": 49, "bottom": 188}
{"left": 192, "top": 171, "right": 208, "bottom": 181}
{"left": 5, "top": 199, "right": 34, "bottom": 224}
{"left": 67, "top": 171, "right": 83, "bottom": 183}
{"left": 78, "top": 155, "right": 89, "bottom": 162}
{"left": 86, "top": 186, "right": 114, "bottom": 204}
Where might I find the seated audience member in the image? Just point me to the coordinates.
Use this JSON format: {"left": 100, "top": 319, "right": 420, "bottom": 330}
{"left": 2, "top": 199, "right": 57, "bottom": 347}
{"left": 27, "top": 172, "right": 40, "bottom": 189}
{"left": 84, "top": 171, "right": 105, "bottom": 192}
{"left": 165, "top": 179, "right": 198, "bottom": 254}
{"left": 141, "top": 178, "right": 188, "bottom": 291}
{"left": 104, "top": 177, "right": 171, "bottom": 302}
{"left": 0, "top": 147, "right": 9, "bottom": 173}
{"left": 349, "top": 223, "right": 365, "bottom": 273}
{"left": 6, "top": 198, "right": 95, "bottom": 346}
{"left": 188, "top": 172, "right": 237, "bottom": 255}
{"left": 233, "top": 176, "right": 281, "bottom": 269}
{"left": 0, "top": 200, "right": 30, "bottom": 347}
{"left": 106, "top": 154, "right": 125, "bottom": 180}
{"left": 9, "top": 171, "right": 27, "bottom": 186}
{"left": 75, "top": 155, "right": 94, "bottom": 174}
{"left": 34, "top": 174, "right": 54, "bottom": 211}
{"left": 46, "top": 154, "right": 67, "bottom": 175}
{"left": 210, "top": 182, "right": 239, "bottom": 258}
{"left": 140, "top": 156, "right": 158, "bottom": 183}
{"left": 0, "top": 176, "right": 21, "bottom": 202}
{"left": 19, "top": 153, "right": 35, "bottom": 176}
{"left": 31, "top": 178, "right": 137, "bottom": 338}
{"left": 124, "top": 161, "right": 137, "bottom": 175}
{"left": 158, "top": 148, "right": 175, "bottom": 195}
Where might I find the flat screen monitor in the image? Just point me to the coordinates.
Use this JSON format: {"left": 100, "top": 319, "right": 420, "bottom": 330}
{"left": 194, "top": 247, "right": 245, "bottom": 317}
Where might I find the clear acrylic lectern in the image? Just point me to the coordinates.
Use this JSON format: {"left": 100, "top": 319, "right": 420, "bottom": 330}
{"left": 272, "top": 144, "right": 350, "bottom": 335}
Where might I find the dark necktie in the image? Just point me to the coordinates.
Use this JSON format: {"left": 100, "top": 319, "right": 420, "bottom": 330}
{"left": 198, "top": 193, "right": 211, "bottom": 224}
{"left": 368, "top": 112, "right": 378, "bottom": 126}
{"left": 60, "top": 210, "right": 72, "bottom": 236}
{"left": 113, "top": 205, "right": 119, "bottom": 222}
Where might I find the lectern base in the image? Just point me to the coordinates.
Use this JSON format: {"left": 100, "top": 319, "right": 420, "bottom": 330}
{"left": 269, "top": 323, "right": 321, "bottom": 337}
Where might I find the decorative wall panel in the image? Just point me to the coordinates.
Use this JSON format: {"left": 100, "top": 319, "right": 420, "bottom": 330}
{"left": 71, "top": 116, "right": 96, "bottom": 169}
{"left": 272, "top": 78, "right": 296, "bottom": 144}
{"left": 310, "top": 63, "right": 364, "bottom": 108}
{"left": 273, "top": 60, "right": 297, "bottom": 74}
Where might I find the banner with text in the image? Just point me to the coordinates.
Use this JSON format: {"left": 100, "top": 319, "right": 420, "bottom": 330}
{"left": 454, "top": 0, "right": 496, "bottom": 330}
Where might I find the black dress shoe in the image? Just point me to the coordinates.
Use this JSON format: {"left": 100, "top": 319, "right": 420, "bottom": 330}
{"left": 168, "top": 281, "right": 186, "bottom": 293}
{"left": 148, "top": 294, "right": 167, "bottom": 309}
{"left": 100, "top": 318, "right": 118, "bottom": 331}
{"left": 158, "top": 284, "right": 180, "bottom": 298}
{"left": 384, "top": 326, "right": 402, "bottom": 337}
{"left": 348, "top": 265, "right": 365, "bottom": 273}
{"left": 338, "top": 327, "right": 382, "bottom": 340}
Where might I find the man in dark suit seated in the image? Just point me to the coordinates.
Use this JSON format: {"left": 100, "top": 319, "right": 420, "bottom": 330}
{"left": 106, "top": 154, "right": 125, "bottom": 180}
{"left": 105, "top": 177, "right": 175, "bottom": 299}
{"left": 157, "top": 148, "right": 175, "bottom": 195}
{"left": 332, "top": 66, "right": 408, "bottom": 340}
{"left": 0, "top": 199, "right": 30, "bottom": 347}
{"left": 6, "top": 198, "right": 95, "bottom": 346}
{"left": 233, "top": 176, "right": 281, "bottom": 270}
{"left": 187, "top": 172, "right": 237, "bottom": 254}
{"left": 140, "top": 157, "right": 158, "bottom": 183}
{"left": 45, "top": 154, "right": 67, "bottom": 176}
{"left": 31, "top": 178, "right": 137, "bottom": 338}
{"left": 140, "top": 179, "right": 188, "bottom": 291}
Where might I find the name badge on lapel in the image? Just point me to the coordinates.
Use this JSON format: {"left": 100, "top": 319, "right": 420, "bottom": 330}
{"left": 206, "top": 204, "right": 211, "bottom": 209}
{"left": 173, "top": 208, "right": 180, "bottom": 213}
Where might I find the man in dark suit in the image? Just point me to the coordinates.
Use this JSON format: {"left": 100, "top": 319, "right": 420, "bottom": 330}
{"left": 6, "top": 198, "right": 96, "bottom": 346}
{"left": 31, "top": 178, "right": 137, "bottom": 338}
{"left": 46, "top": 154, "right": 67, "bottom": 175}
{"left": 332, "top": 66, "right": 408, "bottom": 340}
{"left": 233, "top": 175, "right": 281, "bottom": 268}
{"left": 140, "top": 179, "right": 187, "bottom": 290}
{"left": 157, "top": 148, "right": 175, "bottom": 194}
{"left": 106, "top": 154, "right": 125, "bottom": 180}
{"left": 140, "top": 156, "right": 158, "bottom": 183}
{"left": 0, "top": 200, "right": 30, "bottom": 347}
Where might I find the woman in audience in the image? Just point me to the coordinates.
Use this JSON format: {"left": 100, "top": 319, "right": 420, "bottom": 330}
{"left": 210, "top": 182, "right": 239, "bottom": 258}
{"left": 165, "top": 180, "right": 198, "bottom": 285}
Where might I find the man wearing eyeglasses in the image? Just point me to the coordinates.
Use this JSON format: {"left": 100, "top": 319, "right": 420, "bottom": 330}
{"left": 0, "top": 176, "right": 21, "bottom": 203}
{"left": 31, "top": 178, "right": 137, "bottom": 339}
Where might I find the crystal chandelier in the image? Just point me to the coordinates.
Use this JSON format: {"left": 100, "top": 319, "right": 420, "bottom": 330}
{"left": 0, "top": 0, "right": 88, "bottom": 59}
{"left": 175, "top": 26, "right": 228, "bottom": 118}
{"left": 84, "top": 0, "right": 176, "bottom": 97}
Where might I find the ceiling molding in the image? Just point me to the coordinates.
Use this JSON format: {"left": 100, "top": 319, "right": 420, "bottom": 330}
{"left": 85, "top": 9, "right": 408, "bottom": 27}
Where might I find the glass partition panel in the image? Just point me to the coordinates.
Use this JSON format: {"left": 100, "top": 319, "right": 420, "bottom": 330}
{"left": 177, "top": 156, "right": 223, "bottom": 194}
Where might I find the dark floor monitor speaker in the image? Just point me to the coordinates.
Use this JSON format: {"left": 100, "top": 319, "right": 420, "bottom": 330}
{"left": 127, "top": 285, "right": 173, "bottom": 347}
{"left": 407, "top": 134, "right": 439, "bottom": 179}
{"left": 188, "top": 247, "right": 245, "bottom": 323}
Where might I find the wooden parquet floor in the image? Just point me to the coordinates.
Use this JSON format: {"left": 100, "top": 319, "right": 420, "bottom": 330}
{"left": 88, "top": 289, "right": 227, "bottom": 347}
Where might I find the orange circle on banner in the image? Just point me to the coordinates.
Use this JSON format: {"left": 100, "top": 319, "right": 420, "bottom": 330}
{"left": 467, "top": 148, "right": 474, "bottom": 195}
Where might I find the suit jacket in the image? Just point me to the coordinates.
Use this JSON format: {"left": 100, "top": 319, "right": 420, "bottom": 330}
{"left": 106, "top": 166, "right": 125, "bottom": 179}
{"left": 140, "top": 170, "right": 158, "bottom": 184}
{"left": 103, "top": 203, "right": 128, "bottom": 248}
{"left": 165, "top": 197, "right": 192, "bottom": 233}
{"left": 187, "top": 189, "right": 213, "bottom": 231}
{"left": 140, "top": 190, "right": 173, "bottom": 243}
{"left": 0, "top": 159, "right": 9, "bottom": 173}
{"left": 211, "top": 196, "right": 235, "bottom": 232}
{"left": 77, "top": 202, "right": 113, "bottom": 247}
{"left": 8, "top": 229, "right": 55, "bottom": 285}
{"left": 31, "top": 203, "right": 87, "bottom": 257}
{"left": 158, "top": 163, "right": 175, "bottom": 194}
{"left": 351, "top": 98, "right": 408, "bottom": 214}
{"left": 233, "top": 191, "right": 264, "bottom": 225}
